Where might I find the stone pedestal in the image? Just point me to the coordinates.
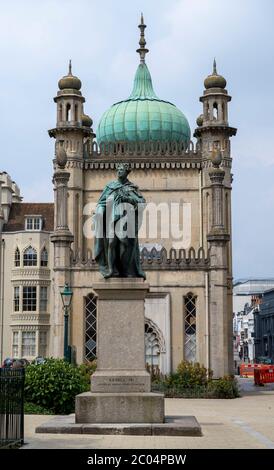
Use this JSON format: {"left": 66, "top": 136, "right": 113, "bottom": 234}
{"left": 75, "top": 278, "right": 164, "bottom": 424}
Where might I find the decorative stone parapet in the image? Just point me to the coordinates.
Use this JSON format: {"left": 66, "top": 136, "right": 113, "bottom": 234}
{"left": 70, "top": 246, "right": 210, "bottom": 271}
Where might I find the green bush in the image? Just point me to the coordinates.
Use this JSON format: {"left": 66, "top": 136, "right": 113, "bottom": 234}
{"left": 152, "top": 361, "right": 240, "bottom": 399}
{"left": 78, "top": 360, "right": 97, "bottom": 389}
{"left": 168, "top": 361, "right": 212, "bottom": 388}
{"left": 208, "top": 376, "right": 240, "bottom": 398}
{"left": 24, "top": 402, "right": 54, "bottom": 415}
{"left": 24, "top": 358, "right": 87, "bottom": 414}
{"left": 146, "top": 364, "right": 161, "bottom": 382}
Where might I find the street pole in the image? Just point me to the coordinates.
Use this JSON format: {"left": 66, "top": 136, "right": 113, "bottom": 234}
{"left": 60, "top": 283, "right": 73, "bottom": 363}
{"left": 64, "top": 306, "right": 69, "bottom": 361}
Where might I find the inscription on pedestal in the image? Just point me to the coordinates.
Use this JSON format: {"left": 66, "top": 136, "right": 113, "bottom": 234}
{"left": 91, "top": 375, "right": 150, "bottom": 393}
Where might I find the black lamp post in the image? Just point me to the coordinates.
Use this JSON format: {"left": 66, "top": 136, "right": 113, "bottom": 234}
{"left": 60, "top": 283, "right": 73, "bottom": 362}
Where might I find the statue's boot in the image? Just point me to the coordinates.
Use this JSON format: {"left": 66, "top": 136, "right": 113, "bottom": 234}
{"left": 104, "top": 269, "right": 120, "bottom": 278}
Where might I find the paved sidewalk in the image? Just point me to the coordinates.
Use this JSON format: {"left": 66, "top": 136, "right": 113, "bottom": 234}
{"left": 22, "top": 379, "right": 274, "bottom": 449}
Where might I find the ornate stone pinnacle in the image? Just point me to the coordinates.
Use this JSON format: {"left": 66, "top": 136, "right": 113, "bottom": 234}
{"left": 68, "top": 59, "right": 72, "bottom": 75}
{"left": 56, "top": 140, "right": 67, "bottom": 169}
{"left": 136, "top": 13, "right": 149, "bottom": 63}
{"left": 213, "top": 58, "right": 217, "bottom": 75}
{"left": 211, "top": 148, "right": 222, "bottom": 168}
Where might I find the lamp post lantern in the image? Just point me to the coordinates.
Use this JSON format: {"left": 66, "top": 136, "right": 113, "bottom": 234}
{"left": 60, "top": 283, "right": 73, "bottom": 362}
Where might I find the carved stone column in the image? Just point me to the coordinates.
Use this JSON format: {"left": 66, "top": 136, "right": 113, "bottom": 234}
{"left": 207, "top": 152, "right": 232, "bottom": 377}
{"left": 209, "top": 167, "right": 225, "bottom": 232}
{"left": 50, "top": 146, "right": 74, "bottom": 357}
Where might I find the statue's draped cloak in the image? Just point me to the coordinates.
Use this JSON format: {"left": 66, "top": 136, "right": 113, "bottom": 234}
{"left": 94, "top": 179, "right": 146, "bottom": 278}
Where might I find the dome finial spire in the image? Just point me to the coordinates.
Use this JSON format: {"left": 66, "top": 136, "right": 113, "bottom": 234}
{"left": 213, "top": 58, "right": 217, "bottom": 75}
{"left": 69, "top": 59, "right": 72, "bottom": 75}
{"left": 136, "top": 13, "right": 149, "bottom": 63}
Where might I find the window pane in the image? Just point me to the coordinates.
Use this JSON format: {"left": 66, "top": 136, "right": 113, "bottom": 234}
{"left": 145, "top": 323, "right": 160, "bottom": 368}
{"left": 22, "top": 331, "right": 36, "bottom": 356}
{"left": 85, "top": 295, "right": 97, "bottom": 361}
{"left": 26, "top": 218, "right": 33, "bottom": 230}
{"left": 41, "top": 248, "right": 48, "bottom": 267}
{"left": 25, "top": 217, "right": 42, "bottom": 231}
{"left": 34, "top": 218, "right": 41, "bottom": 230}
{"left": 23, "top": 247, "right": 37, "bottom": 266}
{"left": 12, "top": 331, "right": 19, "bottom": 357}
{"left": 184, "top": 294, "right": 197, "bottom": 363}
{"left": 14, "top": 286, "right": 20, "bottom": 312}
{"left": 15, "top": 248, "right": 20, "bottom": 267}
{"left": 23, "top": 286, "right": 37, "bottom": 311}
{"left": 39, "top": 331, "right": 47, "bottom": 356}
{"left": 40, "top": 287, "right": 48, "bottom": 312}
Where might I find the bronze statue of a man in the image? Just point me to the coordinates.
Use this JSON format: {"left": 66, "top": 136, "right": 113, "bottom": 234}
{"left": 94, "top": 163, "right": 146, "bottom": 279}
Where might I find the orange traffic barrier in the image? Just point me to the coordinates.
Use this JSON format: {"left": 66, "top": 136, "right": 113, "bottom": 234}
{"left": 240, "top": 363, "right": 267, "bottom": 378}
{"left": 240, "top": 363, "right": 257, "bottom": 377}
{"left": 254, "top": 366, "right": 274, "bottom": 386}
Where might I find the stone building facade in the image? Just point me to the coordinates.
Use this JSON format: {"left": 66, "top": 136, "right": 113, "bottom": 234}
{"left": 0, "top": 171, "right": 54, "bottom": 363}
{"left": 233, "top": 279, "right": 274, "bottom": 365}
{"left": 49, "top": 18, "right": 237, "bottom": 377}
{"left": 0, "top": 19, "right": 237, "bottom": 377}
{"left": 254, "top": 289, "right": 274, "bottom": 363}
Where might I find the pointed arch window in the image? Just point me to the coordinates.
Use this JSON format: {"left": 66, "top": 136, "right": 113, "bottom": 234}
{"left": 145, "top": 322, "right": 160, "bottom": 368}
{"left": 15, "top": 247, "right": 20, "bottom": 267}
{"left": 41, "top": 247, "right": 48, "bottom": 267}
{"left": 184, "top": 293, "right": 197, "bottom": 362}
{"left": 59, "top": 104, "right": 63, "bottom": 121}
{"left": 85, "top": 294, "right": 97, "bottom": 361}
{"left": 213, "top": 102, "right": 218, "bottom": 120}
{"left": 66, "top": 103, "right": 71, "bottom": 121}
{"left": 23, "top": 246, "right": 37, "bottom": 266}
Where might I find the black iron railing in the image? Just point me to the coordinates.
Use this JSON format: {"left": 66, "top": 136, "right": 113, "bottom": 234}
{"left": 0, "top": 368, "right": 25, "bottom": 448}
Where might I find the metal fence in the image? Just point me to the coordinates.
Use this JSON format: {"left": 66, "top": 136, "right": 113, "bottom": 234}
{"left": 0, "top": 368, "right": 25, "bottom": 448}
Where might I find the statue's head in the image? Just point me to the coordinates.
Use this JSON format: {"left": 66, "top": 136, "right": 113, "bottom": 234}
{"left": 116, "top": 162, "right": 131, "bottom": 180}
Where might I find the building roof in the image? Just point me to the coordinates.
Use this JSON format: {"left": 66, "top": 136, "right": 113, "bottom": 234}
{"left": 233, "top": 278, "right": 274, "bottom": 295}
{"left": 3, "top": 203, "right": 54, "bottom": 232}
{"left": 260, "top": 288, "right": 274, "bottom": 315}
{"left": 96, "top": 18, "right": 190, "bottom": 145}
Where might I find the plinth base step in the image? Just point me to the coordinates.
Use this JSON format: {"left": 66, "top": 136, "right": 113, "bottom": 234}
{"left": 35, "top": 415, "right": 202, "bottom": 436}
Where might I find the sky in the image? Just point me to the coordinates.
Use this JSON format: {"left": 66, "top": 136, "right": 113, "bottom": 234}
{"left": 0, "top": 0, "right": 273, "bottom": 279}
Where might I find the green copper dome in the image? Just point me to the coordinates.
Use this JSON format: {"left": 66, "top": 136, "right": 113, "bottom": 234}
{"left": 97, "top": 15, "right": 190, "bottom": 145}
{"left": 96, "top": 62, "right": 190, "bottom": 144}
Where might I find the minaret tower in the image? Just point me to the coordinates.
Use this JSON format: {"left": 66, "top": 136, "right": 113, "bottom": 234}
{"left": 194, "top": 59, "right": 236, "bottom": 158}
{"left": 194, "top": 60, "right": 237, "bottom": 376}
{"left": 49, "top": 62, "right": 95, "bottom": 253}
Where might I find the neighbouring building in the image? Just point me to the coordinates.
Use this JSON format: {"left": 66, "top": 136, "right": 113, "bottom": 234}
{"left": 254, "top": 289, "right": 274, "bottom": 363}
{"left": 1, "top": 17, "right": 238, "bottom": 377}
{"left": 233, "top": 279, "right": 274, "bottom": 365}
{"left": 0, "top": 171, "right": 54, "bottom": 363}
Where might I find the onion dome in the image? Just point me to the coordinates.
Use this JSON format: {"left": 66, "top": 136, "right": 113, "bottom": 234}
{"left": 82, "top": 114, "right": 93, "bottom": 127}
{"left": 58, "top": 60, "right": 82, "bottom": 91}
{"left": 196, "top": 114, "right": 203, "bottom": 127}
{"left": 204, "top": 59, "right": 226, "bottom": 89}
{"left": 96, "top": 15, "right": 190, "bottom": 145}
